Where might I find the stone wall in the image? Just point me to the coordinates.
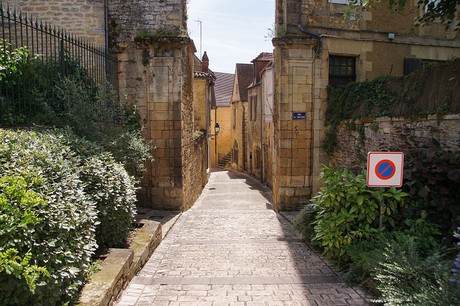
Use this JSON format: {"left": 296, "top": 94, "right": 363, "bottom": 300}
{"left": 108, "top": 0, "right": 186, "bottom": 45}
{"left": 8, "top": 0, "right": 106, "bottom": 45}
{"left": 331, "top": 114, "right": 460, "bottom": 170}
{"left": 272, "top": 37, "right": 320, "bottom": 210}
{"left": 279, "top": 0, "right": 457, "bottom": 39}
{"left": 108, "top": 0, "right": 203, "bottom": 210}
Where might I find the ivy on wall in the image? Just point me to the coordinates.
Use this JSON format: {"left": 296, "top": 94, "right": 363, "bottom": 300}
{"left": 324, "top": 60, "right": 459, "bottom": 154}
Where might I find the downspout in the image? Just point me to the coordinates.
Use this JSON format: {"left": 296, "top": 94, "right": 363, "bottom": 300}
{"left": 297, "top": 0, "right": 322, "bottom": 56}
{"left": 104, "top": 0, "right": 109, "bottom": 55}
{"left": 260, "top": 79, "right": 264, "bottom": 183}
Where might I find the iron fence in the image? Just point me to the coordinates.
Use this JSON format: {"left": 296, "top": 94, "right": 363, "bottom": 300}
{"left": 0, "top": 2, "right": 118, "bottom": 126}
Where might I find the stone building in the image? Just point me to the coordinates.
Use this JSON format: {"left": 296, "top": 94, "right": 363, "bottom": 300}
{"left": 271, "top": 0, "right": 460, "bottom": 210}
{"left": 192, "top": 51, "right": 215, "bottom": 186}
{"left": 247, "top": 52, "right": 273, "bottom": 181}
{"left": 260, "top": 61, "right": 275, "bottom": 189}
{"left": 210, "top": 71, "right": 234, "bottom": 168}
{"left": 230, "top": 63, "right": 253, "bottom": 172}
{"left": 10, "top": 0, "right": 209, "bottom": 211}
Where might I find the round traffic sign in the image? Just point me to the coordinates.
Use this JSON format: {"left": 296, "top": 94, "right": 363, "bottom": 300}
{"left": 375, "top": 159, "right": 396, "bottom": 180}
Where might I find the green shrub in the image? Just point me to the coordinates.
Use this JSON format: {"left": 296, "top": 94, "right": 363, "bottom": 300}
{"left": 403, "top": 139, "right": 460, "bottom": 241}
{"left": 0, "top": 42, "right": 152, "bottom": 177}
{"left": 59, "top": 131, "right": 138, "bottom": 250}
{"left": 312, "top": 165, "right": 409, "bottom": 261}
{"left": 0, "top": 129, "right": 98, "bottom": 305}
{"left": 374, "top": 234, "right": 460, "bottom": 305}
{"left": 293, "top": 204, "right": 318, "bottom": 243}
{"left": 81, "top": 152, "right": 137, "bottom": 249}
{"left": 344, "top": 215, "right": 444, "bottom": 291}
{"left": 0, "top": 176, "right": 50, "bottom": 301}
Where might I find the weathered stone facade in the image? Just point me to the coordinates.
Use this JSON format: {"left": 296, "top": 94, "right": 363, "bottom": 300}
{"left": 331, "top": 114, "right": 460, "bottom": 170}
{"left": 9, "top": 0, "right": 106, "bottom": 45}
{"left": 230, "top": 64, "right": 253, "bottom": 172}
{"left": 109, "top": 0, "right": 204, "bottom": 210}
{"left": 272, "top": 0, "right": 460, "bottom": 210}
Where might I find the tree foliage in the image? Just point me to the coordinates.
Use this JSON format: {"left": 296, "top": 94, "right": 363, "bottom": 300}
{"left": 351, "top": 0, "right": 460, "bottom": 28}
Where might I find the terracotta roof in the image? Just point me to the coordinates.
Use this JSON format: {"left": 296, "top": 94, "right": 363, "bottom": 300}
{"left": 252, "top": 52, "right": 273, "bottom": 62}
{"left": 193, "top": 54, "right": 216, "bottom": 80}
{"left": 214, "top": 72, "right": 234, "bottom": 107}
{"left": 235, "top": 63, "right": 253, "bottom": 102}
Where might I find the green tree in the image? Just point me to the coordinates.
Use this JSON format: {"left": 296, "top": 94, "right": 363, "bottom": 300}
{"left": 350, "top": 0, "right": 459, "bottom": 28}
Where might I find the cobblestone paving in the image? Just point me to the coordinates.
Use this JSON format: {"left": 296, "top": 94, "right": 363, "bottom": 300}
{"left": 116, "top": 170, "right": 372, "bottom": 305}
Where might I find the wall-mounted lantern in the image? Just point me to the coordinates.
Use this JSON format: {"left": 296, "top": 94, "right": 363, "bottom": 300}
{"left": 214, "top": 122, "right": 220, "bottom": 135}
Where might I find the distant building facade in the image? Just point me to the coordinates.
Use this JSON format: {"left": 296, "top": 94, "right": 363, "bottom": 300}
{"left": 230, "top": 63, "right": 253, "bottom": 172}
{"left": 247, "top": 53, "right": 273, "bottom": 181}
{"left": 211, "top": 71, "right": 234, "bottom": 168}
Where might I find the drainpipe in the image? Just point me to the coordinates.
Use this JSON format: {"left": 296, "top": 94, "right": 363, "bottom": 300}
{"left": 297, "top": 0, "right": 322, "bottom": 56}
{"left": 104, "top": 0, "right": 109, "bottom": 55}
{"left": 258, "top": 79, "right": 264, "bottom": 183}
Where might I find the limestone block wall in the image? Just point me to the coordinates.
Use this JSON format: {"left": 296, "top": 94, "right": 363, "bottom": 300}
{"left": 331, "top": 114, "right": 460, "bottom": 170}
{"left": 109, "top": 0, "right": 186, "bottom": 44}
{"left": 273, "top": 37, "right": 319, "bottom": 210}
{"left": 110, "top": 0, "right": 203, "bottom": 210}
{"left": 278, "top": 0, "right": 457, "bottom": 38}
{"left": 8, "top": 0, "right": 106, "bottom": 45}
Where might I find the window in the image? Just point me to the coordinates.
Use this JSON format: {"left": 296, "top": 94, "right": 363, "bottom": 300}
{"left": 329, "top": 56, "right": 356, "bottom": 87}
{"left": 233, "top": 108, "right": 236, "bottom": 129}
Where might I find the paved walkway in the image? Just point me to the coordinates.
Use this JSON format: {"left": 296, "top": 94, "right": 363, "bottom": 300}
{"left": 116, "top": 170, "right": 371, "bottom": 305}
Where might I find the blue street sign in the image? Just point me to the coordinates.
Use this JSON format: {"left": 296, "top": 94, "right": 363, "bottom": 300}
{"left": 292, "top": 112, "right": 306, "bottom": 120}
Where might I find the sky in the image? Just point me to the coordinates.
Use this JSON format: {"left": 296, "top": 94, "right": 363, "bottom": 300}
{"left": 187, "top": 0, "right": 275, "bottom": 74}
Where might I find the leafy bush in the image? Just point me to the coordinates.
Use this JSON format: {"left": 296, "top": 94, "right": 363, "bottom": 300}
{"left": 344, "top": 214, "right": 444, "bottom": 289}
{"left": 81, "top": 152, "right": 137, "bottom": 249}
{"left": 293, "top": 204, "right": 318, "bottom": 243}
{"left": 0, "top": 129, "right": 98, "bottom": 305}
{"left": 403, "top": 139, "right": 460, "bottom": 241}
{"left": 0, "top": 42, "right": 151, "bottom": 177}
{"left": 312, "top": 165, "right": 409, "bottom": 261}
{"left": 0, "top": 176, "right": 50, "bottom": 300}
{"left": 59, "top": 131, "right": 138, "bottom": 250}
{"left": 374, "top": 235, "right": 460, "bottom": 305}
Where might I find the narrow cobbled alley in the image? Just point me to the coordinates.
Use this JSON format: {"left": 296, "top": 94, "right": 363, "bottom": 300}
{"left": 116, "top": 170, "right": 370, "bottom": 305}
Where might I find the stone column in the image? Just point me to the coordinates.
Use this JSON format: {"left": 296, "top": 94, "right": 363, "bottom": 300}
{"left": 272, "top": 37, "right": 319, "bottom": 211}
{"left": 109, "top": 0, "right": 195, "bottom": 210}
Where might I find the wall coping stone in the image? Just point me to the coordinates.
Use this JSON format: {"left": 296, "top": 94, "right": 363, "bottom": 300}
{"left": 77, "top": 219, "right": 162, "bottom": 306}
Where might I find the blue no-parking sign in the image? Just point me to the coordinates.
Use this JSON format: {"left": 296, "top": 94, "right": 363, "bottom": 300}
{"left": 367, "top": 152, "right": 404, "bottom": 187}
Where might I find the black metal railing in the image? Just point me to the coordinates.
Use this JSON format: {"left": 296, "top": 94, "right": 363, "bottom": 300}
{"left": 0, "top": 2, "right": 118, "bottom": 126}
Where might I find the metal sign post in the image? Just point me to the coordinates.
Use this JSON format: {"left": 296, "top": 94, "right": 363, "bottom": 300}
{"left": 367, "top": 152, "right": 404, "bottom": 228}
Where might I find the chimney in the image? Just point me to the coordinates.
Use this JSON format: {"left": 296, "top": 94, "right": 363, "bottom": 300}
{"left": 201, "top": 51, "right": 209, "bottom": 73}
